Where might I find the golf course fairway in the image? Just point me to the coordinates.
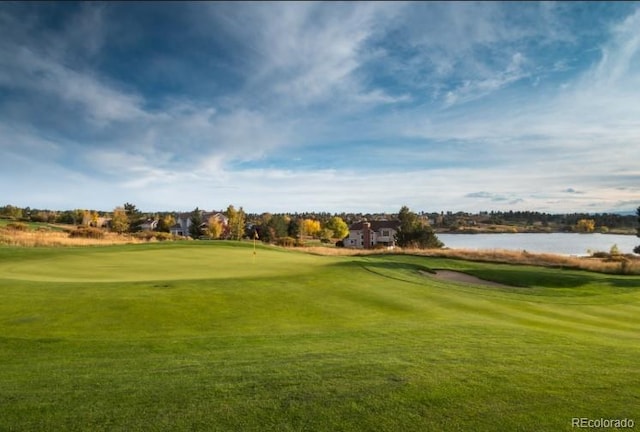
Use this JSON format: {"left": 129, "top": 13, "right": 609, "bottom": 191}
{"left": 1, "top": 242, "right": 639, "bottom": 431}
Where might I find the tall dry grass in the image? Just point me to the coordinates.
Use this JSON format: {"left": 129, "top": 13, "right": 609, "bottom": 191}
{"left": 0, "top": 227, "right": 144, "bottom": 247}
{"left": 298, "top": 246, "right": 640, "bottom": 275}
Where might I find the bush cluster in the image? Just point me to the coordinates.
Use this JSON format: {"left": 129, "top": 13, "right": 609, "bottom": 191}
{"left": 133, "top": 231, "right": 175, "bottom": 241}
{"left": 6, "top": 222, "right": 28, "bottom": 231}
{"left": 275, "top": 236, "right": 304, "bottom": 247}
{"left": 69, "top": 227, "right": 104, "bottom": 239}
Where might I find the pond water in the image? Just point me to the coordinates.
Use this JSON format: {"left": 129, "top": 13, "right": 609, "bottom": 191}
{"left": 437, "top": 233, "right": 638, "bottom": 256}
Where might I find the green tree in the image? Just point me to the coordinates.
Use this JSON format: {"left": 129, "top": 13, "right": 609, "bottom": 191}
{"left": 124, "top": 202, "right": 139, "bottom": 218}
{"left": 325, "top": 216, "right": 349, "bottom": 239}
{"left": 226, "top": 205, "right": 246, "bottom": 241}
{"left": 124, "top": 202, "right": 143, "bottom": 231}
{"left": 396, "top": 206, "right": 418, "bottom": 246}
{"left": 269, "top": 215, "right": 289, "bottom": 241}
{"left": 288, "top": 217, "right": 302, "bottom": 239}
{"left": 30, "top": 211, "right": 49, "bottom": 223}
{"left": 320, "top": 228, "right": 334, "bottom": 243}
{"left": 0, "top": 205, "right": 24, "bottom": 220}
{"left": 189, "top": 207, "right": 203, "bottom": 238}
{"left": 57, "top": 210, "right": 77, "bottom": 225}
{"left": 111, "top": 207, "right": 130, "bottom": 233}
{"left": 395, "top": 205, "right": 443, "bottom": 249}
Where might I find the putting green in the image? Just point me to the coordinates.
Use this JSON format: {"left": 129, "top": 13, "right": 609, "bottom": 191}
{"left": 0, "top": 242, "right": 337, "bottom": 282}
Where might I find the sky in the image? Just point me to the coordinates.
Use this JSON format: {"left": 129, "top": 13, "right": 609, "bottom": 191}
{"left": 1, "top": 2, "right": 640, "bottom": 214}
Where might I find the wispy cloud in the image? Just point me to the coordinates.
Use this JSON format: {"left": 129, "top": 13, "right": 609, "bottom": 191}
{"left": 443, "top": 52, "right": 528, "bottom": 107}
{"left": 0, "top": 44, "right": 148, "bottom": 125}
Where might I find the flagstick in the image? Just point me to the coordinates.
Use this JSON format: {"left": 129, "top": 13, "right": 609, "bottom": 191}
{"left": 253, "top": 230, "right": 257, "bottom": 263}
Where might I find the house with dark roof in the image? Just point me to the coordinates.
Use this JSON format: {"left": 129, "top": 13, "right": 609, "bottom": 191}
{"left": 170, "top": 211, "right": 229, "bottom": 237}
{"left": 140, "top": 218, "right": 158, "bottom": 231}
{"left": 345, "top": 220, "right": 400, "bottom": 249}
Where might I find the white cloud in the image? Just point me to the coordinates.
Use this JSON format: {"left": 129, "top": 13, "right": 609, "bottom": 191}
{"left": 0, "top": 45, "right": 148, "bottom": 125}
{"left": 0, "top": 123, "right": 62, "bottom": 157}
{"left": 207, "top": 2, "right": 404, "bottom": 110}
{"left": 396, "top": 6, "right": 640, "bottom": 186}
{"left": 354, "top": 89, "right": 412, "bottom": 105}
{"left": 591, "top": 8, "right": 640, "bottom": 86}
{"left": 442, "top": 51, "right": 531, "bottom": 108}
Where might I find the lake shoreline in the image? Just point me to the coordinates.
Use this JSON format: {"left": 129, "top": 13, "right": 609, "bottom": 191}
{"left": 434, "top": 228, "right": 636, "bottom": 235}
{"left": 437, "top": 232, "right": 639, "bottom": 256}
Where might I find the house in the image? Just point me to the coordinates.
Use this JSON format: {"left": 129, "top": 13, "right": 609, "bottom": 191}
{"left": 170, "top": 211, "right": 229, "bottom": 237}
{"left": 344, "top": 220, "right": 400, "bottom": 249}
{"left": 139, "top": 219, "right": 158, "bottom": 231}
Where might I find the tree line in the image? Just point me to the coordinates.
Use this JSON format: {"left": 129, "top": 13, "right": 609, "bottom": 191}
{"left": 437, "top": 210, "right": 638, "bottom": 231}
{"left": 636, "top": 207, "right": 640, "bottom": 255}
{"left": 1, "top": 204, "right": 637, "bottom": 251}
{"left": 100, "top": 203, "right": 352, "bottom": 245}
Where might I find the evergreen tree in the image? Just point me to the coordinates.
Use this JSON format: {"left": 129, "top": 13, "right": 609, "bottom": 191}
{"left": 260, "top": 214, "right": 288, "bottom": 243}
{"left": 189, "top": 207, "right": 203, "bottom": 238}
{"left": 123, "top": 202, "right": 143, "bottom": 232}
{"left": 288, "top": 217, "right": 301, "bottom": 239}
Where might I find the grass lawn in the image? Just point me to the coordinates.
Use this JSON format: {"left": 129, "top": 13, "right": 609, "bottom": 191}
{"left": 0, "top": 242, "right": 639, "bottom": 431}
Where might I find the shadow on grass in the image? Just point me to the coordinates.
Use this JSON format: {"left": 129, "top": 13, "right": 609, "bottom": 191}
{"left": 327, "top": 258, "right": 435, "bottom": 287}
{"left": 332, "top": 255, "right": 640, "bottom": 292}
{"left": 466, "top": 269, "right": 640, "bottom": 290}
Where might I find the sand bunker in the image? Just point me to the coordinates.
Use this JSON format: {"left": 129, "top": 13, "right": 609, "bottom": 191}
{"left": 420, "top": 270, "right": 514, "bottom": 288}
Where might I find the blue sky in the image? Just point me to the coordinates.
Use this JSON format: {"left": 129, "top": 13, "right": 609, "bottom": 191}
{"left": 1, "top": 2, "right": 639, "bottom": 214}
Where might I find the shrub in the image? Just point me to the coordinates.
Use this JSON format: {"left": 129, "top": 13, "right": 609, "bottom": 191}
{"left": 373, "top": 243, "right": 388, "bottom": 250}
{"left": 276, "top": 236, "right": 297, "bottom": 247}
{"left": 133, "top": 231, "right": 175, "bottom": 241}
{"left": 6, "top": 222, "right": 28, "bottom": 231}
{"left": 69, "top": 227, "right": 104, "bottom": 239}
{"left": 133, "top": 230, "right": 155, "bottom": 241}
{"left": 620, "top": 259, "right": 631, "bottom": 275}
{"left": 154, "top": 232, "right": 174, "bottom": 241}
